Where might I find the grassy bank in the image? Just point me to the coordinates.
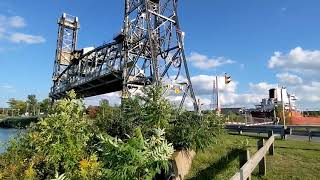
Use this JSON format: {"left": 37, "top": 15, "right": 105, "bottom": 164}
{"left": 0, "top": 116, "right": 38, "bottom": 128}
{"left": 187, "top": 134, "right": 320, "bottom": 180}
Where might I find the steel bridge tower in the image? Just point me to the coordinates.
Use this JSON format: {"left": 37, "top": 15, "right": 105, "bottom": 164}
{"left": 50, "top": 0, "right": 199, "bottom": 112}
{"left": 52, "top": 13, "right": 79, "bottom": 91}
{"left": 121, "top": 0, "right": 198, "bottom": 111}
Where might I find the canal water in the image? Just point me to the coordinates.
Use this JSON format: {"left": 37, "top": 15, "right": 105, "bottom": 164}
{"left": 0, "top": 128, "right": 21, "bottom": 153}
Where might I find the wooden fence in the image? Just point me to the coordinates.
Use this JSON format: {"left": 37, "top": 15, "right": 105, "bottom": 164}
{"left": 231, "top": 131, "right": 275, "bottom": 180}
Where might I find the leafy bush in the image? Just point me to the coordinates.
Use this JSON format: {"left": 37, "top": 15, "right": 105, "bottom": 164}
{"left": 94, "top": 84, "right": 225, "bottom": 152}
{"left": 0, "top": 85, "right": 225, "bottom": 179}
{"left": 167, "top": 111, "right": 225, "bottom": 151}
{"left": 95, "top": 85, "right": 172, "bottom": 139}
{"left": 0, "top": 91, "right": 95, "bottom": 179}
{"left": 97, "top": 128, "right": 174, "bottom": 180}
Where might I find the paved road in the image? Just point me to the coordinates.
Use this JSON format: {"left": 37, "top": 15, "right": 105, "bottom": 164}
{"left": 230, "top": 131, "right": 320, "bottom": 143}
{"left": 286, "top": 134, "right": 320, "bottom": 142}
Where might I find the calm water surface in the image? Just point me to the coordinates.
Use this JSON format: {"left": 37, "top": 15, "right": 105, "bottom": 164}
{"left": 0, "top": 128, "right": 21, "bottom": 153}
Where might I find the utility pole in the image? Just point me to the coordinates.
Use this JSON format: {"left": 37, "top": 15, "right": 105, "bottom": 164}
{"left": 281, "top": 87, "right": 286, "bottom": 127}
{"left": 288, "top": 93, "right": 292, "bottom": 118}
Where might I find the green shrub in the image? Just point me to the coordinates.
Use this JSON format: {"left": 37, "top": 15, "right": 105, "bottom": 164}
{"left": 0, "top": 85, "right": 225, "bottom": 179}
{"left": 95, "top": 85, "right": 172, "bottom": 139}
{"left": 167, "top": 111, "right": 225, "bottom": 151}
{"left": 0, "top": 91, "right": 96, "bottom": 179}
{"left": 97, "top": 128, "right": 174, "bottom": 180}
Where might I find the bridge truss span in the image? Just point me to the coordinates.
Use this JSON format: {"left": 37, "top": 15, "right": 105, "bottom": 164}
{"left": 50, "top": 0, "right": 199, "bottom": 112}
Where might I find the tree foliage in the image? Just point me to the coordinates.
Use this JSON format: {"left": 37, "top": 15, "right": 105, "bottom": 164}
{"left": 7, "top": 98, "right": 27, "bottom": 115}
{"left": 0, "top": 85, "right": 225, "bottom": 179}
{"left": 97, "top": 128, "right": 174, "bottom": 180}
{"left": 0, "top": 88, "right": 177, "bottom": 179}
{"left": 39, "top": 98, "right": 50, "bottom": 114}
{"left": 27, "top": 94, "right": 38, "bottom": 116}
{"left": 0, "top": 91, "right": 94, "bottom": 179}
{"left": 167, "top": 111, "right": 225, "bottom": 151}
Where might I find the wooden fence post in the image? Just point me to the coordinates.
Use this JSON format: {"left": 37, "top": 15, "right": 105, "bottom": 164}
{"left": 268, "top": 131, "right": 274, "bottom": 155}
{"left": 281, "top": 127, "right": 286, "bottom": 140}
{"left": 307, "top": 128, "right": 312, "bottom": 142}
{"left": 238, "top": 126, "right": 243, "bottom": 135}
{"left": 239, "top": 149, "right": 251, "bottom": 180}
{"left": 257, "top": 139, "right": 266, "bottom": 176}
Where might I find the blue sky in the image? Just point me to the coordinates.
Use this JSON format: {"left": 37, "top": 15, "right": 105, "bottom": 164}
{"left": 1, "top": 0, "right": 320, "bottom": 110}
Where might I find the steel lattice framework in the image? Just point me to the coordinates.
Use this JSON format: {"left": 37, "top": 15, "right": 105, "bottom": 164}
{"left": 50, "top": 0, "right": 199, "bottom": 111}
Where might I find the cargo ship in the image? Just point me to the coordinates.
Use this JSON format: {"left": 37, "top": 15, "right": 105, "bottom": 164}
{"left": 251, "top": 87, "right": 320, "bottom": 125}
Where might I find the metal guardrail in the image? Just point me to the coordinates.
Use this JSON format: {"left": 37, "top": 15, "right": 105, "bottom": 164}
{"left": 226, "top": 124, "right": 287, "bottom": 139}
{"left": 287, "top": 125, "right": 320, "bottom": 141}
{"left": 225, "top": 122, "right": 274, "bottom": 126}
{"left": 226, "top": 124, "right": 320, "bottom": 141}
{"left": 231, "top": 133, "right": 275, "bottom": 180}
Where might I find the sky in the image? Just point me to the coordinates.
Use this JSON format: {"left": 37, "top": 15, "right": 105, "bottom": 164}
{"left": 1, "top": 0, "right": 320, "bottom": 110}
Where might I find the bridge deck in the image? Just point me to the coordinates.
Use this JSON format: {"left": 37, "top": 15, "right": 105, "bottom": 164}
{"left": 50, "top": 71, "right": 123, "bottom": 99}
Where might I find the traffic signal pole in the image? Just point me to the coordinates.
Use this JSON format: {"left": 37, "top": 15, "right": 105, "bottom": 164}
{"left": 216, "top": 76, "right": 221, "bottom": 115}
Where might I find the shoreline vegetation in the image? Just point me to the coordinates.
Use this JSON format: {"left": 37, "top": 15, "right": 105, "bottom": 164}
{"left": 0, "top": 116, "right": 39, "bottom": 129}
{"left": 0, "top": 86, "right": 225, "bottom": 179}
{"left": 0, "top": 86, "right": 319, "bottom": 179}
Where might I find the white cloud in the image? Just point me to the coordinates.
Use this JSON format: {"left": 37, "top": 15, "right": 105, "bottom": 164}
{"left": 0, "top": 83, "right": 16, "bottom": 93}
{"left": 276, "top": 72, "right": 303, "bottom": 85}
{"left": 299, "top": 81, "right": 320, "bottom": 94}
{"left": 191, "top": 74, "right": 237, "bottom": 95}
{"left": 281, "top": 7, "right": 287, "bottom": 12}
{"left": 84, "top": 92, "right": 121, "bottom": 107}
{"left": 0, "top": 27, "right": 4, "bottom": 33}
{"left": 220, "top": 93, "right": 264, "bottom": 107}
{"left": 9, "top": 33, "right": 45, "bottom": 44}
{"left": 0, "top": 15, "right": 25, "bottom": 29}
{"left": 266, "top": 47, "right": 320, "bottom": 108}
{"left": 268, "top": 47, "right": 320, "bottom": 73}
{"left": 249, "top": 82, "right": 277, "bottom": 94}
{"left": 8, "top": 16, "right": 26, "bottom": 28}
{"left": 0, "top": 83, "right": 14, "bottom": 89}
{"left": 189, "top": 76, "right": 273, "bottom": 109}
{"left": 188, "top": 52, "right": 235, "bottom": 69}
{"left": 83, "top": 76, "right": 319, "bottom": 110}
{"left": 290, "top": 81, "right": 320, "bottom": 106}
{"left": 0, "top": 14, "right": 45, "bottom": 45}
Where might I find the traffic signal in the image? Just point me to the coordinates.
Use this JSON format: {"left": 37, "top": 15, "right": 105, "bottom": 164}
{"left": 174, "top": 88, "right": 180, "bottom": 94}
{"left": 225, "top": 73, "right": 231, "bottom": 84}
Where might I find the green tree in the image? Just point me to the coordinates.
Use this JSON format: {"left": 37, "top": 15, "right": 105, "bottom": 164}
{"left": 39, "top": 98, "right": 50, "bottom": 114}
{"left": 7, "top": 98, "right": 27, "bottom": 116}
{"left": 7, "top": 98, "right": 17, "bottom": 109}
{"left": 27, "top": 95, "right": 38, "bottom": 116}
{"left": 98, "top": 99, "right": 111, "bottom": 119}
